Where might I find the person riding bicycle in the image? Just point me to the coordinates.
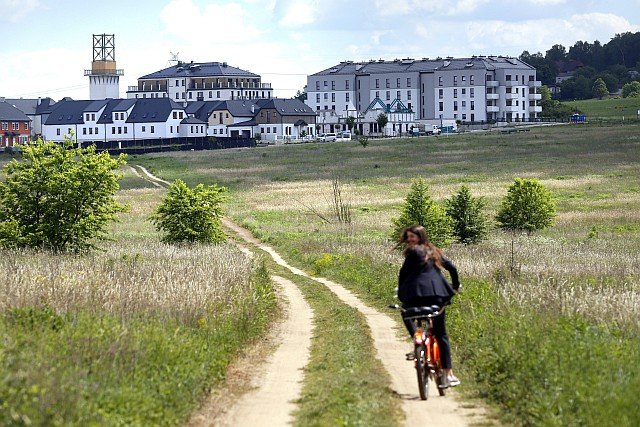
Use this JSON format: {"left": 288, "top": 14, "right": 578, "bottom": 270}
{"left": 396, "top": 225, "right": 461, "bottom": 387}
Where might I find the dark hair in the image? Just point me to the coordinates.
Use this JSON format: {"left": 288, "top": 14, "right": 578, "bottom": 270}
{"left": 397, "top": 225, "right": 444, "bottom": 269}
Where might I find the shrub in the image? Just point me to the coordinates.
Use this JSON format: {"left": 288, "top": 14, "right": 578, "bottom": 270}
{"left": 391, "top": 178, "right": 454, "bottom": 247}
{"left": 0, "top": 138, "right": 126, "bottom": 252}
{"left": 495, "top": 178, "right": 556, "bottom": 234}
{"left": 621, "top": 81, "right": 640, "bottom": 98}
{"left": 445, "top": 185, "right": 489, "bottom": 244}
{"left": 150, "top": 179, "right": 228, "bottom": 244}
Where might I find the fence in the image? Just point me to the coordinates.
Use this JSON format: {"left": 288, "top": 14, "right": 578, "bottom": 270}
{"left": 78, "top": 136, "right": 256, "bottom": 155}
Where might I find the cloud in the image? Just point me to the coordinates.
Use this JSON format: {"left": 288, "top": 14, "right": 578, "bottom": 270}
{"left": 0, "top": 0, "right": 41, "bottom": 22}
{"left": 373, "top": 0, "right": 489, "bottom": 17}
{"left": 277, "top": 2, "right": 317, "bottom": 28}
{"left": 527, "top": 0, "right": 566, "bottom": 4}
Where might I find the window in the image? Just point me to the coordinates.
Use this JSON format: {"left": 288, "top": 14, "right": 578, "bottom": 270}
{"left": 345, "top": 80, "right": 349, "bottom": 90}
{"left": 173, "top": 112, "right": 177, "bottom": 119}
{"left": 439, "top": 89, "right": 443, "bottom": 99}
{"left": 316, "top": 81, "right": 320, "bottom": 90}
{"left": 471, "top": 101, "right": 475, "bottom": 110}
{"left": 462, "top": 101, "right": 466, "bottom": 108}
{"left": 462, "top": 88, "right": 466, "bottom": 95}
{"left": 331, "top": 81, "right": 335, "bottom": 90}
{"left": 506, "top": 74, "right": 511, "bottom": 81}
{"left": 407, "top": 91, "right": 411, "bottom": 100}
{"left": 375, "top": 79, "right": 380, "bottom": 89}
{"left": 470, "top": 88, "right": 475, "bottom": 98}
{"left": 396, "top": 91, "right": 401, "bottom": 99}
{"left": 82, "top": 128, "right": 87, "bottom": 135}
{"left": 324, "top": 93, "right": 328, "bottom": 100}
{"left": 111, "top": 127, "right": 115, "bottom": 134}
{"left": 12, "top": 123, "right": 19, "bottom": 131}
{"left": 85, "top": 114, "right": 90, "bottom": 121}
{"left": 209, "top": 91, "right": 212, "bottom": 98}
{"left": 175, "top": 93, "right": 180, "bottom": 99}
{"left": 92, "top": 113, "right": 95, "bottom": 121}
{"left": 407, "top": 77, "right": 411, "bottom": 87}
{"left": 1, "top": 123, "right": 7, "bottom": 131}
{"left": 124, "top": 127, "right": 128, "bottom": 134}
{"left": 439, "top": 102, "right": 443, "bottom": 111}
{"left": 331, "top": 93, "right": 335, "bottom": 102}
{"left": 453, "top": 76, "right": 458, "bottom": 86}
{"left": 470, "top": 75, "right": 475, "bottom": 85}
{"left": 386, "top": 91, "right": 390, "bottom": 100}
{"left": 316, "top": 94, "right": 320, "bottom": 102}
{"left": 57, "top": 128, "right": 61, "bottom": 135}
{"left": 454, "top": 89, "right": 458, "bottom": 98}
{"left": 462, "top": 76, "right": 466, "bottom": 83}
{"left": 141, "top": 126, "right": 146, "bottom": 132}
{"left": 346, "top": 93, "right": 350, "bottom": 102}
{"left": 175, "top": 79, "right": 179, "bottom": 86}
{"left": 462, "top": 114, "right": 467, "bottom": 120}
{"left": 397, "top": 78, "right": 401, "bottom": 87}
{"left": 438, "top": 76, "right": 443, "bottom": 86}
{"left": 454, "top": 101, "right": 458, "bottom": 111}
{"left": 179, "top": 112, "right": 184, "bottom": 119}
{"left": 217, "top": 91, "right": 220, "bottom": 98}
{"left": 375, "top": 91, "right": 379, "bottom": 98}
{"left": 95, "top": 127, "right": 98, "bottom": 134}
{"left": 323, "top": 80, "right": 328, "bottom": 87}
{"left": 386, "top": 78, "right": 390, "bottom": 88}
{"left": 181, "top": 80, "right": 185, "bottom": 86}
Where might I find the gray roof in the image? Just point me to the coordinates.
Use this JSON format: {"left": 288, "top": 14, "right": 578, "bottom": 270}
{"left": 97, "top": 99, "right": 137, "bottom": 124}
{"left": 181, "top": 117, "right": 206, "bottom": 125}
{"left": 140, "top": 61, "right": 259, "bottom": 80}
{"left": 126, "top": 98, "right": 184, "bottom": 123}
{"left": 255, "top": 98, "right": 316, "bottom": 116}
{"left": 0, "top": 101, "right": 31, "bottom": 121}
{"left": 45, "top": 100, "right": 95, "bottom": 125}
{"left": 3, "top": 97, "right": 56, "bottom": 115}
{"left": 312, "top": 56, "right": 534, "bottom": 76}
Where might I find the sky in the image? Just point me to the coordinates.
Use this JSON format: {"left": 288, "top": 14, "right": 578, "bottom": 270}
{"left": 1, "top": 0, "right": 639, "bottom": 101}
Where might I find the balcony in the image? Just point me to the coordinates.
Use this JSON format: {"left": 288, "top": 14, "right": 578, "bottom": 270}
{"left": 486, "top": 93, "right": 499, "bottom": 100}
{"left": 505, "top": 105, "right": 520, "bottom": 112}
{"left": 529, "top": 105, "right": 543, "bottom": 113}
{"left": 486, "top": 105, "right": 499, "bottom": 112}
{"left": 84, "top": 69, "right": 124, "bottom": 76}
{"left": 504, "top": 80, "right": 518, "bottom": 87}
{"left": 486, "top": 80, "right": 499, "bottom": 87}
{"left": 528, "top": 93, "right": 542, "bottom": 100}
{"left": 505, "top": 93, "right": 519, "bottom": 100}
{"left": 528, "top": 80, "right": 542, "bottom": 87}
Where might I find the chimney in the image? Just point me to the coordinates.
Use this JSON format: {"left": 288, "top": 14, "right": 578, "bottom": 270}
{"left": 0, "top": 97, "right": 5, "bottom": 103}
{"left": 251, "top": 105, "right": 255, "bottom": 113}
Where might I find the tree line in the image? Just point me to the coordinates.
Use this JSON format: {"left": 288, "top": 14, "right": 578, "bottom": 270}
{"left": 519, "top": 32, "right": 640, "bottom": 100}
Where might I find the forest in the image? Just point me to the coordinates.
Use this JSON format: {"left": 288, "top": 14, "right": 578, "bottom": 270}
{"left": 519, "top": 31, "right": 640, "bottom": 100}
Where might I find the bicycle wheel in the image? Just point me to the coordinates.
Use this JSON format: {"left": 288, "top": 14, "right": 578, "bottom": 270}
{"left": 431, "top": 340, "right": 447, "bottom": 396}
{"left": 415, "top": 344, "right": 429, "bottom": 400}
{"left": 435, "top": 370, "right": 447, "bottom": 396}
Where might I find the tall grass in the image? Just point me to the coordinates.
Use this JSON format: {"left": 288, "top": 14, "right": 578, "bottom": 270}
{"left": 0, "top": 185, "right": 278, "bottom": 425}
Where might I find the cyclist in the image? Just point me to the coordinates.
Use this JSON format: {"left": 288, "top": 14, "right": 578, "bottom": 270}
{"left": 396, "top": 225, "right": 461, "bottom": 387}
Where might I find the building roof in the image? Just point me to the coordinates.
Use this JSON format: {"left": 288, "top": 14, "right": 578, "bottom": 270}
{"left": 255, "top": 98, "right": 316, "bottom": 116}
{"left": 139, "top": 61, "right": 259, "bottom": 80}
{"left": 311, "top": 56, "right": 534, "bottom": 76}
{"left": 0, "top": 101, "right": 31, "bottom": 121}
{"left": 3, "top": 97, "right": 57, "bottom": 116}
{"left": 45, "top": 100, "right": 95, "bottom": 125}
{"left": 127, "top": 98, "right": 184, "bottom": 123}
{"left": 97, "top": 99, "right": 137, "bottom": 124}
{"left": 181, "top": 117, "right": 207, "bottom": 125}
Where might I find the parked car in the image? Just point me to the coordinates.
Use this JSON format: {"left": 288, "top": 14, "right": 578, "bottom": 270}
{"left": 341, "top": 131, "right": 352, "bottom": 140}
{"left": 318, "top": 132, "right": 337, "bottom": 142}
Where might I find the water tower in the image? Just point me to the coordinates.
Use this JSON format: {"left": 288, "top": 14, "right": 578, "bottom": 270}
{"left": 85, "top": 34, "right": 124, "bottom": 99}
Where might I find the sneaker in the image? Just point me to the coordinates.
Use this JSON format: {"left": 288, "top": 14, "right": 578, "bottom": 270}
{"left": 405, "top": 352, "right": 415, "bottom": 361}
{"left": 447, "top": 375, "right": 461, "bottom": 387}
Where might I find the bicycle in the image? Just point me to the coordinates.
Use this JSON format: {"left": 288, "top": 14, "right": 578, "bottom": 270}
{"left": 389, "top": 304, "right": 448, "bottom": 400}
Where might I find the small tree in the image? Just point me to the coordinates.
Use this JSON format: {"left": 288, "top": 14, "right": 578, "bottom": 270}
{"left": 495, "top": 178, "right": 556, "bottom": 234}
{"left": 391, "top": 178, "right": 454, "bottom": 247}
{"left": 445, "top": 185, "right": 489, "bottom": 244}
{"left": 376, "top": 113, "right": 388, "bottom": 136}
{"left": 622, "top": 81, "right": 640, "bottom": 98}
{"left": 345, "top": 116, "right": 356, "bottom": 132}
{"left": 0, "top": 137, "right": 127, "bottom": 252}
{"left": 150, "top": 179, "right": 228, "bottom": 244}
{"left": 592, "top": 78, "right": 608, "bottom": 99}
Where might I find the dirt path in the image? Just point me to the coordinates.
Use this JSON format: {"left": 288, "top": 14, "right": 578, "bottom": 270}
{"left": 135, "top": 166, "right": 488, "bottom": 426}
{"left": 222, "top": 219, "right": 488, "bottom": 426}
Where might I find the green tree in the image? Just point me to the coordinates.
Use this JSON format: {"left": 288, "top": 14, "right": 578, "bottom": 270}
{"left": 391, "top": 178, "right": 454, "bottom": 247}
{"left": 151, "top": 179, "right": 228, "bottom": 244}
{"left": 622, "top": 81, "right": 640, "bottom": 97}
{"left": 592, "top": 77, "right": 609, "bottom": 99}
{"left": 0, "top": 138, "right": 127, "bottom": 252}
{"left": 376, "top": 113, "right": 388, "bottom": 136}
{"left": 294, "top": 86, "right": 307, "bottom": 102}
{"left": 345, "top": 116, "right": 356, "bottom": 132}
{"left": 495, "top": 178, "right": 556, "bottom": 234}
{"left": 445, "top": 185, "right": 489, "bottom": 244}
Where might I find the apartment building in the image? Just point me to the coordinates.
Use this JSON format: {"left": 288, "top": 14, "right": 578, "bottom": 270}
{"left": 127, "top": 61, "right": 274, "bottom": 105}
{"left": 306, "top": 56, "right": 542, "bottom": 134}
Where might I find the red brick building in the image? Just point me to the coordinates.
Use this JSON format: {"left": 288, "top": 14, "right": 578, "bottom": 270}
{"left": 0, "top": 101, "right": 31, "bottom": 147}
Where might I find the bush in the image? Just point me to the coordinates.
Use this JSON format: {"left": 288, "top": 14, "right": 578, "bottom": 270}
{"left": 495, "top": 178, "right": 556, "bottom": 234}
{"left": 0, "top": 138, "right": 126, "bottom": 252}
{"left": 150, "top": 179, "right": 228, "bottom": 244}
{"left": 445, "top": 185, "right": 489, "bottom": 244}
{"left": 391, "top": 178, "right": 454, "bottom": 247}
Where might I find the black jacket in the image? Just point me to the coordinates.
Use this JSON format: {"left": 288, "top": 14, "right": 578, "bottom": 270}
{"left": 397, "top": 245, "right": 460, "bottom": 304}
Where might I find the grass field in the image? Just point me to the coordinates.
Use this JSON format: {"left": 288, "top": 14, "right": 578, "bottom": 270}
{"left": 135, "top": 122, "right": 640, "bottom": 425}
{"left": 563, "top": 96, "right": 640, "bottom": 120}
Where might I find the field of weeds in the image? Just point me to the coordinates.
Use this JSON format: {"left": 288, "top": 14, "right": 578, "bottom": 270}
{"left": 136, "top": 122, "right": 640, "bottom": 425}
{"left": 0, "top": 178, "right": 277, "bottom": 425}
